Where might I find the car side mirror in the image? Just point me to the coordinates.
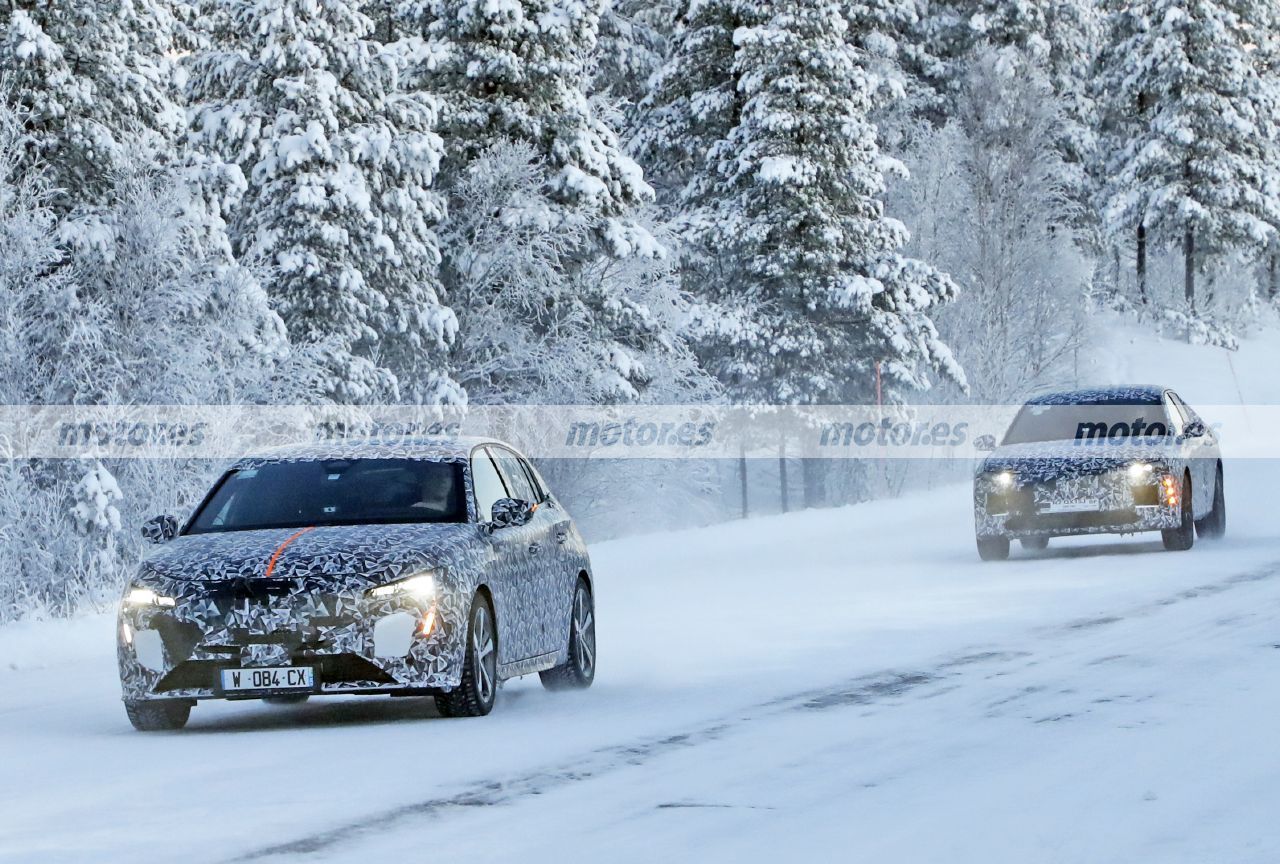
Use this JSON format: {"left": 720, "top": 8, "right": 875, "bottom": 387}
{"left": 141, "top": 515, "right": 179, "bottom": 544}
{"left": 974, "top": 434, "right": 997, "bottom": 453}
{"left": 1183, "top": 420, "right": 1206, "bottom": 438}
{"left": 488, "top": 498, "right": 533, "bottom": 532}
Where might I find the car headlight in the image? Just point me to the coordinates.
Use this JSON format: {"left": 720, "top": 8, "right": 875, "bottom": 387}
{"left": 989, "top": 470, "right": 1016, "bottom": 488}
{"left": 1127, "top": 462, "right": 1155, "bottom": 480}
{"left": 124, "top": 586, "right": 177, "bottom": 608}
{"left": 367, "top": 573, "right": 437, "bottom": 601}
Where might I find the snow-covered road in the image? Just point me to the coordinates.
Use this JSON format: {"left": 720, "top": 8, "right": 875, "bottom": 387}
{"left": 5, "top": 456, "right": 1280, "bottom": 863}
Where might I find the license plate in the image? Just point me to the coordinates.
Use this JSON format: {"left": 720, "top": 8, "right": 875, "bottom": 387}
{"left": 220, "top": 666, "right": 315, "bottom": 693}
{"left": 1043, "top": 501, "right": 1101, "bottom": 514}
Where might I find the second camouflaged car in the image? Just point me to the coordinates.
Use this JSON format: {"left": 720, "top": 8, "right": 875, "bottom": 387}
{"left": 973, "top": 386, "right": 1226, "bottom": 561}
{"left": 118, "top": 439, "right": 597, "bottom": 730}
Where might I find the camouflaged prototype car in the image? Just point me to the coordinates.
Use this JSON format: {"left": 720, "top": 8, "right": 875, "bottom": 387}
{"left": 118, "top": 439, "right": 597, "bottom": 730}
{"left": 973, "top": 386, "right": 1225, "bottom": 561}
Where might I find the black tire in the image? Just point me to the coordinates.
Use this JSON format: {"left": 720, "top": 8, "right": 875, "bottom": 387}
{"left": 540, "top": 577, "right": 597, "bottom": 692}
{"left": 263, "top": 695, "right": 310, "bottom": 706}
{"left": 1162, "top": 473, "right": 1195, "bottom": 552}
{"left": 1020, "top": 537, "right": 1050, "bottom": 552}
{"left": 434, "top": 593, "right": 498, "bottom": 718}
{"left": 977, "top": 536, "right": 1010, "bottom": 562}
{"left": 1195, "top": 464, "right": 1227, "bottom": 540}
{"left": 125, "top": 699, "right": 191, "bottom": 732}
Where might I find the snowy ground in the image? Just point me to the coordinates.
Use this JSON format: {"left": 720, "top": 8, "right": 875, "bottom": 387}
{"left": 3, "top": 322, "right": 1280, "bottom": 863}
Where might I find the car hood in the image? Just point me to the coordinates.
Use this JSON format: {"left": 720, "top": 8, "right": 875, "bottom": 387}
{"left": 142, "top": 522, "right": 480, "bottom": 585}
{"left": 979, "top": 439, "right": 1174, "bottom": 484}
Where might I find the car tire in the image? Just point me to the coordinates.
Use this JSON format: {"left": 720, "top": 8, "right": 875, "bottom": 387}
{"left": 434, "top": 593, "right": 498, "bottom": 718}
{"left": 540, "top": 577, "right": 596, "bottom": 692}
{"left": 977, "top": 536, "right": 1010, "bottom": 561}
{"left": 1162, "top": 473, "right": 1196, "bottom": 552}
{"left": 125, "top": 699, "right": 191, "bottom": 732}
{"left": 1020, "top": 537, "right": 1050, "bottom": 552}
{"left": 1195, "top": 464, "right": 1227, "bottom": 540}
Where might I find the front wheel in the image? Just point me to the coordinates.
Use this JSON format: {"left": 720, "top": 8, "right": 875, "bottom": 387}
{"left": 1195, "top": 465, "right": 1226, "bottom": 540}
{"left": 977, "top": 536, "right": 1010, "bottom": 562}
{"left": 541, "top": 578, "right": 596, "bottom": 691}
{"left": 1162, "top": 474, "right": 1195, "bottom": 552}
{"left": 435, "top": 594, "right": 498, "bottom": 718}
{"left": 125, "top": 699, "right": 191, "bottom": 732}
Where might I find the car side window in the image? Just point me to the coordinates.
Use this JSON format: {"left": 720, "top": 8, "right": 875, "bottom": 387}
{"left": 518, "top": 457, "right": 548, "bottom": 503}
{"left": 1170, "top": 392, "right": 1202, "bottom": 429}
{"left": 1166, "top": 393, "right": 1192, "bottom": 434}
{"left": 470, "top": 448, "right": 508, "bottom": 522}
{"left": 492, "top": 448, "right": 537, "bottom": 504}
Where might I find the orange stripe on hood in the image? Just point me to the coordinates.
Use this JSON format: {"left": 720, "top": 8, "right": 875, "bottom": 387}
{"left": 264, "top": 527, "right": 315, "bottom": 578}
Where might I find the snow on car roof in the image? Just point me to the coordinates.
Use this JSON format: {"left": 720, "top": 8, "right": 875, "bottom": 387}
{"left": 233, "top": 437, "right": 506, "bottom": 467}
{"left": 1025, "top": 386, "right": 1167, "bottom": 407}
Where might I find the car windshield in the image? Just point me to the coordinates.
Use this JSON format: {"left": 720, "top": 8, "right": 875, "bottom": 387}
{"left": 1002, "top": 403, "right": 1172, "bottom": 446}
{"left": 186, "top": 458, "right": 467, "bottom": 534}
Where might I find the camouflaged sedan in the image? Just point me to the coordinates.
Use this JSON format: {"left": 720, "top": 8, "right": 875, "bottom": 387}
{"left": 973, "top": 386, "right": 1226, "bottom": 561}
{"left": 117, "top": 439, "right": 597, "bottom": 731}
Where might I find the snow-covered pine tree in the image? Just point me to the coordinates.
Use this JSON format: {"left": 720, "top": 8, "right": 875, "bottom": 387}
{"left": 655, "top": 0, "right": 962, "bottom": 407}
{"left": 1095, "top": 0, "right": 1280, "bottom": 312}
{"left": 188, "top": 0, "right": 458, "bottom": 403}
{"left": 0, "top": 0, "right": 187, "bottom": 208}
{"left": 906, "top": 1, "right": 1096, "bottom": 117}
{"left": 634, "top": 0, "right": 765, "bottom": 201}
{"left": 594, "top": 0, "right": 680, "bottom": 110}
{"left": 418, "top": 0, "right": 656, "bottom": 259}
{"left": 395, "top": 0, "right": 687, "bottom": 404}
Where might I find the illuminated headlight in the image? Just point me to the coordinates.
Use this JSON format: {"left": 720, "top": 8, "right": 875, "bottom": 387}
{"left": 1127, "top": 462, "right": 1155, "bottom": 480}
{"left": 124, "top": 586, "right": 176, "bottom": 608}
{"left": 367, "top": 573, "right": 437, "bottom": 601}
{"left": 991, "top": 471, "right": 1016, "bottom": 489}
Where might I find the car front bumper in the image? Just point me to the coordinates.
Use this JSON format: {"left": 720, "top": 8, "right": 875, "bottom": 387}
{"left": 975, "top": 470, "right": 1182, "bottom": 540}
{"left": 117, "top": 580, "right": 469, "bottom": 702}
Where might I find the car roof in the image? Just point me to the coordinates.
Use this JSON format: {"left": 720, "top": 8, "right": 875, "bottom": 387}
{"left": 232, "top": 437, "right": 517, "bottom": 467}
{"left": 1024, "top": 386, "right": 1169, "bottom": 407}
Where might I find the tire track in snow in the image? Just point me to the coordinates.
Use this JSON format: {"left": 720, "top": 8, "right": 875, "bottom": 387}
{"left": 230, "top": 556, "right": 1280, "bottom": 862}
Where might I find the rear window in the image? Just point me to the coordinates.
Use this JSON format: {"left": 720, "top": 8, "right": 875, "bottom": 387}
{"left": 187, "top": 459, "right": 467, "bottom": 534}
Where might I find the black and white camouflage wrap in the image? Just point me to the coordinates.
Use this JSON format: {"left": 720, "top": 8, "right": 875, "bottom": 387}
{"left": 974, "top": 387, "right": 1221, "bottom": 541}
{"left": 118, "top": 439, "right": 592, "bottom": 704}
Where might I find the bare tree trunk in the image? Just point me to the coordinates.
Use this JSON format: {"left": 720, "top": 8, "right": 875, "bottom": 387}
{"left": 1184, "top": 227, "right": 1195, "bottom": 308}
{"left": 1136, "top": 223, "right": 1147, "bottom": 305}
{"left": 1270, "top": 250, "right": 1278, "bottom": 300}
{"left": 1112, "top": 245, "right": 1122, "bottom": 300}
{"left": 802, "top": 459, "right": 825, "bottom": 510}
{"left": 1184, "top": 226, "right": 1196, "bottom": 343}
{"left": 778, "top": 442, "right": 789, "bottom": 515}
{"left": 739, "top": 447, "right": 749, "bottom": 520}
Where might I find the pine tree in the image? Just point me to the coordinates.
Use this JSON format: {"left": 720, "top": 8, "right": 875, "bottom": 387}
{"left": 708, "top": 0, "right": 961, "bottom": 406}
{"left": 188, "top": 0, "right": 458, "bottom": 403}
{"left": 594, "top": 0, "right": 679, "bottom": 109}
{"left": 419, "top": 0, "right": 656, "bottom": 258}
{"left": 634, "top": 0, "right": 765, "bottom": 199}
{"left": 0, "top": 0, "right": 186, "bottom": 208}
{"left": 906, "top": 1, "right": 1097, "bottom": 121}
{"left": 1095, "top": 0, "right": 1280, "bottom": 311}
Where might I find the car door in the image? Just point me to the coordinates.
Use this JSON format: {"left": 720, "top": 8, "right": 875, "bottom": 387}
{"left": 489, "top": 447, "right": 561, "bottom": 658}
{"left": 470, "top": 445, "right": 542, "bottom": 664}
{"left": 516, "top": 453, "right": 577, "bottom": 652}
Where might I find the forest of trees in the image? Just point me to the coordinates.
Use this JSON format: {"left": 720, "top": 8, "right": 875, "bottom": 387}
{"left": 3, "top": 0, "right": 1280, "bottom": 619}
